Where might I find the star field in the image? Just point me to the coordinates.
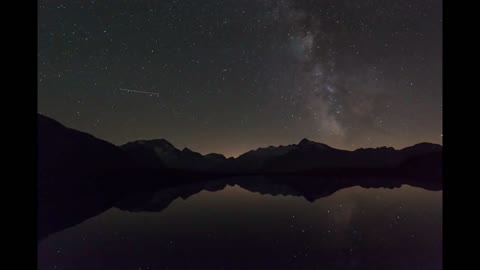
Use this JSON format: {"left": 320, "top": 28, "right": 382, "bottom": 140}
{"left": 38, "top": 0, "right": 442, "bottom": 157}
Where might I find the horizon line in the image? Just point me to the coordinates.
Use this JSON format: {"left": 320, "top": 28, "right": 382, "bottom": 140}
{"left": 117, "top": 137, "right": 443, "bottom": 159}
{"left": 38, "top": 113, "right": 442, "bottom": 159}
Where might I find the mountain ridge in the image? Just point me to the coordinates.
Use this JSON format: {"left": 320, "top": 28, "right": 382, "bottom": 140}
{"left": 38, "top": 113, "right": 442, "bottom": 179}
{"left": 120, "top": 137, "right": 441, "bottom": 173}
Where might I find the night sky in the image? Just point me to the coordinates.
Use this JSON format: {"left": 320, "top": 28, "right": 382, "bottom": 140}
{"left": 38, "top": 0, "right": 442, "bottom": 157}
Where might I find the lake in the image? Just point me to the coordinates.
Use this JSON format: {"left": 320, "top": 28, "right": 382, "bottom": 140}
{"left": 38, "top": 177, "right": 442, "bottom": 270}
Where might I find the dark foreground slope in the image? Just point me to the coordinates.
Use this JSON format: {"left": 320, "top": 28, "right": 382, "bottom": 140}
{"left": 38, "top": 114, "right": 136, "bottom": 179}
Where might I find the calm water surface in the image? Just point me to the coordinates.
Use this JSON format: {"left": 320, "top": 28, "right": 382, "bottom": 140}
{"left": 38, "top": 178, "right": 442, "bottom": 270}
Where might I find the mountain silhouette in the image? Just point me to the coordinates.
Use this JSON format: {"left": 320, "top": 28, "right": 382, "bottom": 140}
{"left": 398, "top": 151, "right": 442, "bottom": 180}
{"left": 121, "top": 140, "right": 226, "bottom": 171}
{"left": 38, "top": 114, "right": 136, "bottom": 180}
{"left": 262, "top": 140, "right": 442, "bottom": 174}
{"left": 38, "top": 113, "right": 442, "bottom": 180}
{"left": 121, "top": 136, "right": 442, "bottom": 178}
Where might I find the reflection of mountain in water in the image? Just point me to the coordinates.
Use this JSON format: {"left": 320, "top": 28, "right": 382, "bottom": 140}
{"left": 116, "top": 176, "right": 441, "bottom": 212}
{"left": 39, "top": 176, "right": 441, "bottom": 241}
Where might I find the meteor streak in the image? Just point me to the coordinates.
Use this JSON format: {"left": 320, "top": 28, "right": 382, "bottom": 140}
{"left": 119, "top": 88, "right": 159, "bottom": 97}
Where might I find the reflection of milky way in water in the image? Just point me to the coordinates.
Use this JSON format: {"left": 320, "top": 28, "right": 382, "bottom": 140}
{"left": 38, "top": 184, "right": 442, "bottom": 270}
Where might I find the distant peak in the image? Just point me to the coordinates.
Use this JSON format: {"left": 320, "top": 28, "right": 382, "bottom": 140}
{"left": 132, "top": 139, "right": 176, "bottom": 149}
{"left": 412, "top": 142, "right": 442, "bottom": 148}
{"left": 376, "top": 146, "right": 395, "bottom": 150}
{"left": 298, "top": 138, "right": 330, "bottom": 149}
{"left": 154, "top": 138, "right": 172, "bottom": 144}
{"left": 299, "top": 138, "right": 313, "bottom": 145}
{"left": 355, "top": 146, "right": 395, "bottom": 151}
{"left": 182, "top": 147, "right": 194, "bottom": 153}
{"left": 401, "top": 142, "right": 443, "bottom": 151}
{"left": 205, "top": 153, "right": 227, "bottom": 160}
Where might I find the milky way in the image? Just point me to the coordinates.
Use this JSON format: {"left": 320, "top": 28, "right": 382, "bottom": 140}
{"left": 38, "top": 0, "right": 442, "bottom": 157}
